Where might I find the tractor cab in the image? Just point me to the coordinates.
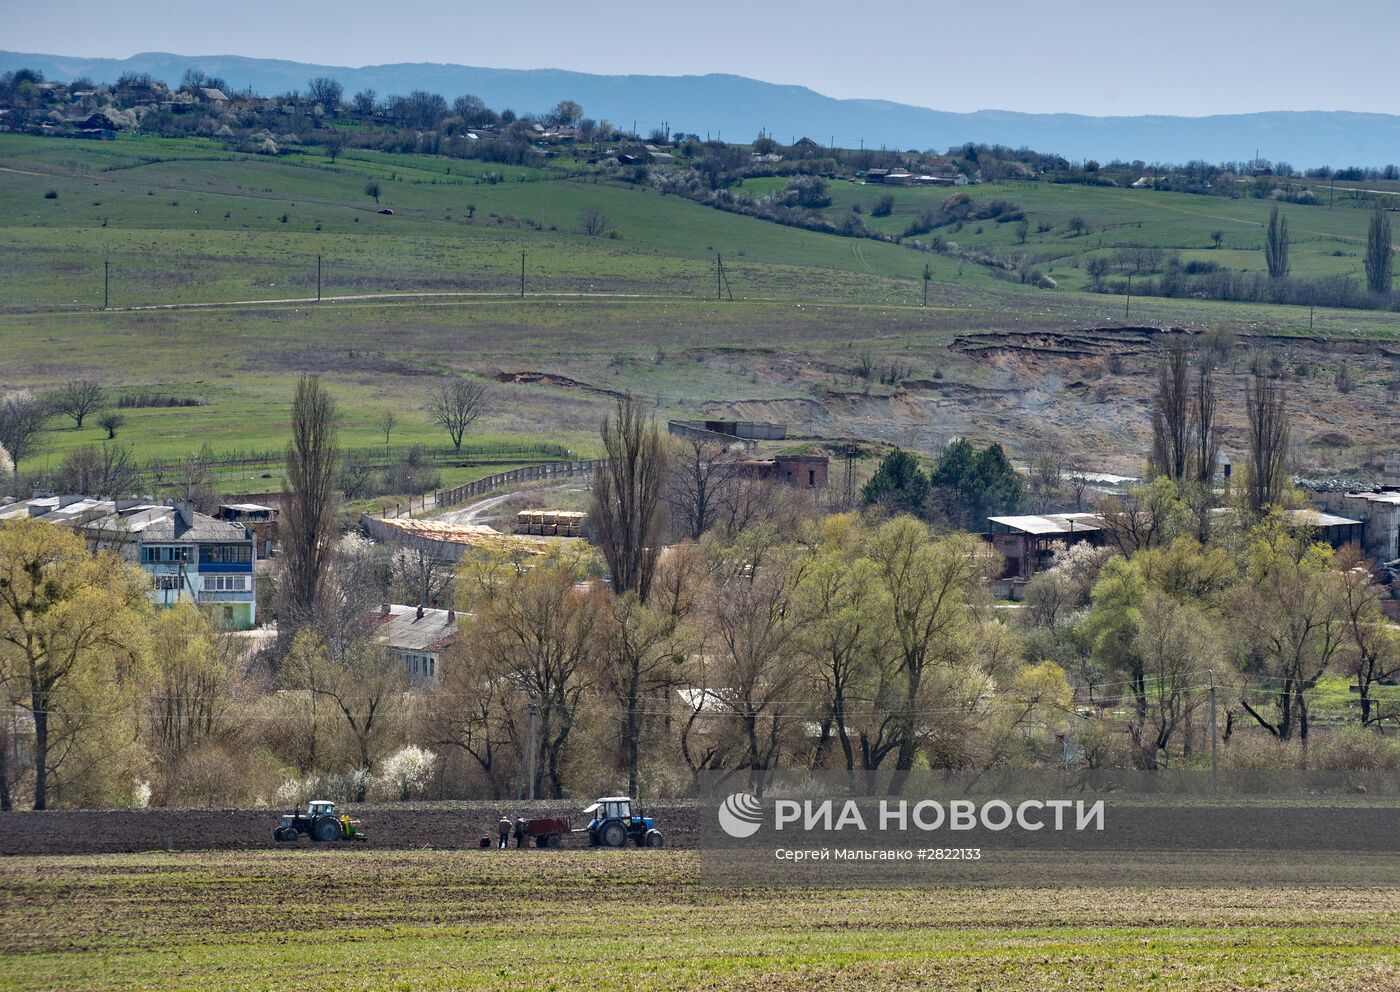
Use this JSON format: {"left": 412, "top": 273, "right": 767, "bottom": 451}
{"left": 584, "top": 797, "right": 632, "bottom": 826}
{"left": 584, "top": 796, "right": 664, "bottom": 849}
{"left": 307, "top": 800, "right": 337, "bottom": 820}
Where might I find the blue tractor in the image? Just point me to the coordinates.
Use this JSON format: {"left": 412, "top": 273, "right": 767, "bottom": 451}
{"left": 583, "top": 796, "right": 664, "bottom": 848}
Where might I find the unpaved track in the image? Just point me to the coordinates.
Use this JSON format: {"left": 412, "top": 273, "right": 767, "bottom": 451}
{"left": 0, "top": 801, "right": 702, "bottom": 855}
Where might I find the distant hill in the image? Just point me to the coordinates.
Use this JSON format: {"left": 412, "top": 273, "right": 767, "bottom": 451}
{"left": 5, "top": 49, "right": 1400, "bottom": 166}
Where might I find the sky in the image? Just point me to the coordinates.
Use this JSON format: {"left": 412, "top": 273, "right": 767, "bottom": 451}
{"left": 3, "top": 0, "right": 1396, "bottom": 117}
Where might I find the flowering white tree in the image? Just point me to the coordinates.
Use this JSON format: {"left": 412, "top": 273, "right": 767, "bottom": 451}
{"left": 376, "top": 745, "right": 437, "bottom": 801}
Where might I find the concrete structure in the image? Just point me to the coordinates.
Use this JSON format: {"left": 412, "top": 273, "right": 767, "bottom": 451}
{"left": 1308, "top": 489, "right": 1400, "bottom": 563}
{"left": 984, "top": 513, "right": 1104, "bottom": 580}
{"left": 669, "top": 419, "right": 787, "bottom": 441}
{"left": 371, "top": 604, "right": 457, "bottom": 686}
{"left": 0, "top": 496, "right": 258, "bottom": 629}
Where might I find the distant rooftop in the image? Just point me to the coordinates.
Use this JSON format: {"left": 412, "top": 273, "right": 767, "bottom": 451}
{"left": 987, "top": 513, "right": 1102, "bottom": 536}
{"left": 372, "top": 604, "right": 458, "bottom": 653}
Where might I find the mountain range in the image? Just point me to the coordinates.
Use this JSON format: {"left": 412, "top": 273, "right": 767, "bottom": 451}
{"left": 4, "top": 49, "right": 1399, "bottom": 167}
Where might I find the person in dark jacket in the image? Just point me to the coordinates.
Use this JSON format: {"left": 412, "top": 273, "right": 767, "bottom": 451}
{"left": 514, "top": 817, "right": 528, "bottom": 848}
{"left": 498, "top": 815, "right": 512, "bottom": 849}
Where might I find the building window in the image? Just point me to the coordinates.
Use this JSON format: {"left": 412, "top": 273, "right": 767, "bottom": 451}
{"left": 141, "top": 545, "right": 191, "bottom": 563}
{"left": 202, "top": 575, "right": 249, "bottom": 592}
{"left": 199, "top": 544, "right": 252, "bottom": 565}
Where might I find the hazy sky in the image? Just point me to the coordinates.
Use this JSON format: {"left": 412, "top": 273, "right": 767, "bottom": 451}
{"left": 3, "top": 0, "right": 1395, "bottom": 116}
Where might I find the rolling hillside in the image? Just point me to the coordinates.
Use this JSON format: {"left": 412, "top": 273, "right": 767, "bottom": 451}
{"left": 1, "top": 132, "right": 1397, "bottom": 490}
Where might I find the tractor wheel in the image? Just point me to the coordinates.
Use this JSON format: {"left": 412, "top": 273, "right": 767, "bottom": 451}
{"left": 600, "top": 822, "right": 627, "bottom": 848}
{"left": 546, "top": 833, "right": 562, "bottom": 849}
{"left": 645, "top": 829, "right": 665, "bottom": 848}
{"left": 273, "top": 827, "right": 289, "bottom": 842}
{"left": 313, "top": 817, "right": 341, "bottom": 842}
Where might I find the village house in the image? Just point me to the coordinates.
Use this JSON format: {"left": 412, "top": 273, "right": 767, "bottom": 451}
{"left": 371, "top": 603, "right": 457, "bottom": 686}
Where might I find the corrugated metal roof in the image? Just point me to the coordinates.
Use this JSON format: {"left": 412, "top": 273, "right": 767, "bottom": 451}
{"left": 1346, "top": 491, "right": 1400, "bottom": 505}
{"left": 987, "top": 513, "right": 1102, "bottom": 535}
{"left": 1288, "top": 509, "right": 1362, "bottom": 529}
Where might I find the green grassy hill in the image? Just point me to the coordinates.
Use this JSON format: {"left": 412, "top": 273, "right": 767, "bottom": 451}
{"left": 2, "top": 132, "right": 1397, "bottom": 488}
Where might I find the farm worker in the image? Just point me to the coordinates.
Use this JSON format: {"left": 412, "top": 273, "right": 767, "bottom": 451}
{"left": 514, "top": 817, "right": 528, "bottom": 848}
{"left": 498, "top": 815, "right": 511, "bottom": 849}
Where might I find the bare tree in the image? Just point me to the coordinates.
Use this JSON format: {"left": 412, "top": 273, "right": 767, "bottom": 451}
{"left": 1025, "top": 435, "right": 1066, "bottom": 513}
{"left": 0, "top": 392, "right": 50, "bottom": 473}
{"left": 601, "top": 593, "right": 684, "bottom": 795}
{"left": 364, "top": 180, "right": 381, "bottom": 203}
{"left": 577, "top": 207, "right": 611, "bottom": 237}
{"left": 1336, "top": 548, "right": 1400, "bottom": 728}
{"left": 426, "top": 378, "right": 487, "bottom": 454}
{"left": 1190, "top": 360, "right": 1220, "bottom": 484}
{"left": 281, "top": 629, "right": 404, "bottom": 797}
{"left": 50, "top": 379, "right": 103, "bottom": 429}
{"left": 1366, "top": 205, "right": 1392, "bottom": 295}
{"left": 664, "top": 437, "right": 739, "bottom": 540}
{"left": 51, "top": 443, "right": 139, "bottom": 496}
{"left": 338, "top": 449, "right": 377, "bottom": 500}
{"left": 388, "top": 543, "right": 454, "bottom": 608}
{"left": 427, "top": 647, "right": 514, "bottom": 798}
{"left": 97, "top": 411, "right": 125, "bottom": 439}
{"left": 1265, "top": 205, "right": 1290, "bottom": 279}
{"left": 322, "top": 130, "right": 348, "bottom": 162}
{"left": 589, "top": 395, "right": 668, "bottom": 602}
{"left": 281, "top": 375, "right": 341, "bottom": 628}
{"left": 377, "top": 411, "right": 397, "bottom": 446}
{"left": 699, "top": 546, "right": 806, "bottom": 771}
{"left": 306, "top": 76, "right": 343, "bottom": 111}
{"left": 461, "top": 558, "right": 603, "bottom": 798}
{"left": 1149, "top": 340, "right": 1190, "bottom": 482}
{"left": 170, "top": 443, "right": 219, "bottom": 512}
{"left": 352, "top": 89, "right": 377, "bottom": 116}
{"left": 1244, "top": 372, "right": 1291, "bottom": 513}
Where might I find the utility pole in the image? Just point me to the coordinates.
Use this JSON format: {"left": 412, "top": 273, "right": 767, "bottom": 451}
{"left": 520, "top": 251, "right": 525, "bottom": 298}
{"left": 1209, "top": 672, "right": 1219, "bottom": 797}
{"left": 103, "top": 259, "right": 109, "bottom": 310}
{"left": 1125, "top": 273, "right": 1132, "bottom": 318}
{"left": 316, "top": 254, "right": 322, "bottom": 302}
{"left": 715, "top": 254, "right": 733, "bottom": 302}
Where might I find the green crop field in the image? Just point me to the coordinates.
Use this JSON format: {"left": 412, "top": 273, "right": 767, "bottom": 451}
{"left": 2, "top": 850, "right": 1397, "bottom": 991}
{"left": 3, "top": 132, "right": 1398, "bottom": 486}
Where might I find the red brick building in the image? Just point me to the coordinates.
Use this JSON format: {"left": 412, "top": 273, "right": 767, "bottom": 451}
{"left": 738, "top": 454, "right": 829, "bottom": 488}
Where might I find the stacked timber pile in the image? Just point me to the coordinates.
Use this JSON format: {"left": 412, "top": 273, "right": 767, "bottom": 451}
{"left": 515, "top": 510, "right": 586, "bottom": 537}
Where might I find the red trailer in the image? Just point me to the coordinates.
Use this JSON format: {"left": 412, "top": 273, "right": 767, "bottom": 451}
{"left": 521, "top": 816, "right": 570, "bottom": 848}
